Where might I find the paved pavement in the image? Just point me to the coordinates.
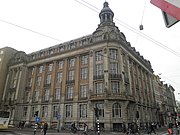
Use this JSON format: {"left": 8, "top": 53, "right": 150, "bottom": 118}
{"left": 6, "top": 126, "right": 170, "bottom": 135}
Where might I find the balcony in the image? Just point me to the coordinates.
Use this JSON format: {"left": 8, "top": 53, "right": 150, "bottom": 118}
{"left": 44, "top": 83, "right": 51, "bottom": 87}
{"left": 90, "top": 93, "right": 105, "bottom": 101}
{"left": 93, "top": 75, "right": 104, "bottom": 80}
{"left": 66, "top": 80, "right": 75, "bottom": 84}
{"left": 109, "top": 74, "right": 122, "bottom": 80}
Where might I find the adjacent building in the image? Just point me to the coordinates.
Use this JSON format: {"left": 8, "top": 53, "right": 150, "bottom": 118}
{"left": 0, "top": 47, "right": 17, "bottom": 105}
{"left": 0, "top": 2, "right": 177, "bottom": 131}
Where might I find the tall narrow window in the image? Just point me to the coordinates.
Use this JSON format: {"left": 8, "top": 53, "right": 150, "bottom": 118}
{"left": 112, "top": 103, "right": 121, "bottom": 117}
{"left": 111, "top": 82, "right": 120, "bottom": 94}
{"left": 44, "top": 89, "right": 49, "bottom": 101}
{"left": 42, "top": 106, "right": 48, "bottom": 117}
{"left": 95, "top": 83, "right": 104, "bottom": 95}
{"left": 53, "top": 105, "right": 58, "bottom": 117}
{"left": 65, "top": 105, "right": 72, "bottom": 118}
{"left": 36, "top": 76, "right": 42, "bottom": 86}
{"left": 69, "top": 58, "right": 75, "bottom": 67}
{"left": 96, "top": 64, "right": 103, "bottom": 76}
{"left": 80, "top": 104, "right": 87, "bottom": 118}
{"left": 96, "top": 103, "right": 104, "bottom": 117}
{"left": 34, "top": 90, "right": 39, "bottom": 102}
{"left": 81, "top": 55, "right": 88, "bottom": 65}
{"left": 56, "top": 72, "right": 63, "bottom": 83}
{"left": 95, "top": 50, "right": 103, "bottom": 61}
{"left": 58, "top": 61, "right": 64, "bottom": 69}
{"left": 68, "top": 70, "right": 74, "bottom": 81}
{"left": 80, "top": 68, "right": 88, "bottom": 79}
{"left": 55, "top": 88, "right": 61, "bottom": 100}
{"left": 67, "top": 86, "right": 73, "bottom": 99}
{"left": 46, "top": 74, "right": 51, "bottom": 84}
{"left": 109, "top": 49, "right": 118, "bottom": 60}
{"left": 23, "top": 106, "right": 28, "bottom": 117}
{"left": 110, "top": 63, "right": 118, "bottom": 74}
{"left": 80, "top": 85, "right": 88, "bottom": 98}
{"left": 47, "top": 63, "right": 53, "bottom": 72}
{"left": 38, "top": 65, "right": 43, "bottom": 73}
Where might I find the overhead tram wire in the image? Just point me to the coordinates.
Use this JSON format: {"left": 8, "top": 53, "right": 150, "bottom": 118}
{"left": 75, "top": 0, "right": 180, "bottom": 58}
{"left": 0, "top": 18, "right": 63, "bottom": 43}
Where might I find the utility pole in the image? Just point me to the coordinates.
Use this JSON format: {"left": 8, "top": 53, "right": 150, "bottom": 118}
{"left": 94, "top": 106, "right": 100, "bottom": 135}
{"left": 57, "top": 81, "right": 62, "bottom": 132}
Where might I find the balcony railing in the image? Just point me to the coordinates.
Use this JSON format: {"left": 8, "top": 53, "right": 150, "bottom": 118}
{"left": 93, "top": 75, "right": 104, "bottom": 80}
{"left": 109, "top": 74, "right": 122, "bottom": 80}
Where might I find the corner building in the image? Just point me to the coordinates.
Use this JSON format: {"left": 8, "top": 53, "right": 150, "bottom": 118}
{"left": 2, "top": 2, "right": 157, "bottom": 131}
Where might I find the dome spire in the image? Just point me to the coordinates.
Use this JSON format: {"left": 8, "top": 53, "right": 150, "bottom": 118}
{"left": 99, "top": 1, "right": 114, "bottom": 25}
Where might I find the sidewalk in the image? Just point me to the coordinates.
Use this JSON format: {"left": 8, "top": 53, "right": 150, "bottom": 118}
{"left": 9, "top": 126, "right": 169, "bottom": 135}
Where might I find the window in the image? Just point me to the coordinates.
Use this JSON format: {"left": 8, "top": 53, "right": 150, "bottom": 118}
{"left": 68, "top": 70, "right": 74, "bottom": 81}
{"left": 65, "top": 105, "right": 72, "bottom": 118}
{"left": 30, "top": 67, "right": 34, "bottom": 75}
{"left": 44, "top": 89, "right": 49, "bottom": 101}
{"left": 46, "top": 74, "right": 51, "bottom": 84}
{"left": 80, "top": 104, "right": 87, "bottom": 118}
{"left": 69, "top": 58, "right": 75, "bottom": 67}
{"left": 67, "top": 86, "right": 73, "bottom": 99}
{"left": 96, "top": 64, "right": 103, "bottom": 76}
{"left": 59, "top": 46, "right": 64, "bottom": 51}
{"left": 81, "top": 55, "right": 88, "bottom": 65}
{"left": 95, "top": 51, "right": 103, "bottom": 61}
{"left": 55, "top": 88, "right": 61, "bottom": 100}
{"left": 58, "top": 61, "right": 64, "bottom": 69}
{"left": 112, "top": 103, "right": 121, "bottom": 117}
{"left": 53, "top": 105, "right": 58, "bottom": 117}
{"left": 110, "top": 63, "right": 118, "bottom": 74}
{"left": 47, "top": 63, "right": 53, "bottom": 72}
{"left": 42, "top": 106, "right": 48, "bottom": 117}
{"left": 38, "top": 65, "right": 43, "bottom": 73}
{"left": 96, "top": 103, "right": 104, "bottom": 117}
{"left": 80, "top": 85, "right": 88, "bottom": 98}
{"left": 56, "top": 72, "right": 63, "bottom": 83}
{"left": 111, "top": 82, "right": 120, "bottom": 94}
{"left": 95, "top": 83, "right": 104, "bottom": 95}
{"left": 34, "top": 91, "right": 39, "bottom": 102}
{"left": 25, "top": 91, "right": 30, "bottom": 102}
{"left": 80, "top": 68, "right": 88, "bottom": 79}
{"left": 36, "top": 76, "right": 42, "bottom": 86}
{"left": 27, "top": 78, "right": 32, "bottom": 87}
{"left": 31, "top": 106, "right": 37, "bottom": 117}
{"left": 109, "top": 49, "right": 118, "bottom": 60}
{"left": 23, "top": 106, "right": 28, "bottom": 117}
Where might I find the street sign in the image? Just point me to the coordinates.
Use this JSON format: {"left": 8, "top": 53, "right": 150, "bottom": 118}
{"left": 150, "top": 0, "right": 180, "bottom": 27}
{"left": 36, "top": 117, "right": 40, "bottom": 123}
{"left": 162, "top": 11, "right": 179, "bottom": 28}
{"left": 57, "top": 114, "right": 61, "bottom": 119}
{"left": 151, "top": 0, "right": 180, "bottom": 20}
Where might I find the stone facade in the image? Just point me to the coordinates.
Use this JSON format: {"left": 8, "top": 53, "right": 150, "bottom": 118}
{"left": 0, "top": 2, "right": 177, "bottom": 131}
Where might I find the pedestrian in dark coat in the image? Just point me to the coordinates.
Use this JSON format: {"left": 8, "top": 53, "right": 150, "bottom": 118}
{"left": 43, "top": 122, "right": 48, "bottom": 135}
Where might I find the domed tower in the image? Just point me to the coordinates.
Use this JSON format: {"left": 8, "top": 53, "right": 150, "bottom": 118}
{"left": 99, "top": 1, "right": 114, "bottom": 26}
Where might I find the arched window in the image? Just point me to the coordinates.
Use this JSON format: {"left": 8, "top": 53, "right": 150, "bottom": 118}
{"left": 112, "top": 103, "right": 121, "bottom": 117}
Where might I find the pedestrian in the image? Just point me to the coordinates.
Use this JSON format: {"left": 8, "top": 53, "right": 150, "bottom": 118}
{"left": 43, "top": 122, "right": 48, "bottom": 135}
{"left": 151, "top": 123, "right": 156, "bottom": 134}
{"left": 83, "top": 122, "right": 88, "bottom": 135}
{"left": 71, "top": 121, "right": 77, "bottom": 133}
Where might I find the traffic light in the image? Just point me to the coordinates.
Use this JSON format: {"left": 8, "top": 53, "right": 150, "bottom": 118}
{"left": 34, "top": 111, "right": 39, "bottom": 117}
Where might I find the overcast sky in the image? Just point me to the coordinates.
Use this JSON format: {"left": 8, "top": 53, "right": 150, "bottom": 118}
{"left": 0, "top": 0, "right": 180, "bottom": 100}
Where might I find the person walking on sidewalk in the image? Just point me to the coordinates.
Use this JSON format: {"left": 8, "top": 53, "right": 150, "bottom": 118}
{"left": 43, "top": 122, "right": 48, "bottom": 135}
